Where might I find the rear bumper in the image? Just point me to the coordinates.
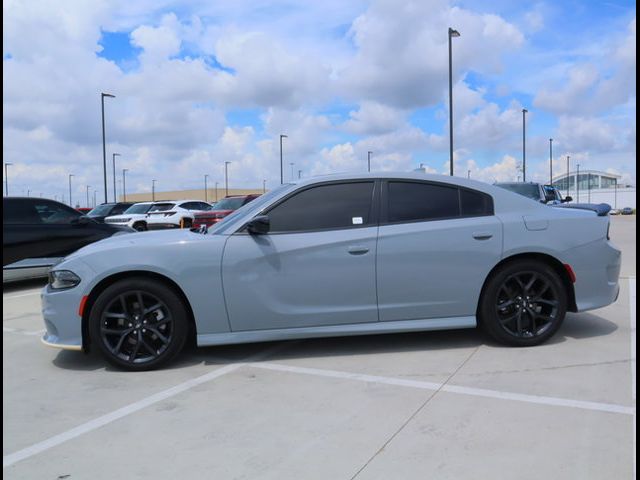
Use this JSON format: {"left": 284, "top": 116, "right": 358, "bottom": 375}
{"left": 564, "top": 239, "right": 621, "bottom": 312}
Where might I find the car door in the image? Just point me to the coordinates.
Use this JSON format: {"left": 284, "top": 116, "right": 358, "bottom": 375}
{"left": 222, "top": 181, "right": 379, "bottom": 331}
{"left": 376, "top": 180, "right": 503, "bottom": 322}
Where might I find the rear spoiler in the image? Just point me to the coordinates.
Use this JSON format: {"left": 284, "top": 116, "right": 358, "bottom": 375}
{"left": 552, "top": 203, "right": 611, "bottom": 216}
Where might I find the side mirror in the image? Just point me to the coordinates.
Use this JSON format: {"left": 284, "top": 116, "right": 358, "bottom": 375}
{"left": 563, "top": 196, "right": 573, "bottom": 203}
{"left": 246, "top": 215, "right": 270, "bottom": 235}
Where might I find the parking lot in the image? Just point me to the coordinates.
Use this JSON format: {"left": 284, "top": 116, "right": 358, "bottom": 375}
{"left": 3, "top": 215, "right": 636, "bottom": 479}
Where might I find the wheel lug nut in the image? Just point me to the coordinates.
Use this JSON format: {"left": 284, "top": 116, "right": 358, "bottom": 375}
{"left": 128, "top": 323, "right": 133, "bottom": 327}
{"left": 142, "top": 329, "right": 146, "bottom": 333}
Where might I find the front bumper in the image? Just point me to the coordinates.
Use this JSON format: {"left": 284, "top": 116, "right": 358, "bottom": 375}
{"left": 41, "top": 282, "right": 86, "bottom": 351}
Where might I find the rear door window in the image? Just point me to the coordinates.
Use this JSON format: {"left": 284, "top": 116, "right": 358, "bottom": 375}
{"left": 387, "top": 182, "right": 459, "bottom": 223}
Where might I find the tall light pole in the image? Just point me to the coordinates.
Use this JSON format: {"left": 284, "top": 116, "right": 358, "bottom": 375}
{"left": 262, "top": 179, "right": 266, "bottom": 193}
{"left": 224, "top": 162, "right": 231, "bottom": 197}
{"left": 112, "top": 153, "right": 120, "bottom": 202}
{"left": 522, "top": 108, "right": 528, "bottom": 182}
{"left": 279, "top": 134, "right": 287, "bottom": 184}
{"left": 566, "top": 155, "right": 570, "bottom": 197}
{"left": 588, "top": 172, "right": 591, "bottom": 203}
{"left": 4, "top": 162, "right": 12, "bottom": 196}
{"left": 68, "top": 174, "right": 74, "bottom": 207}
{"left": 448, "top": 27, "right": 460, "bottom": 177}
{"left": 204, "top": 174, "right": 209, "bottom": 202}
{"left": 298, "top": 169, "right": 302, "bottom": 179}
{"left": 27, "top": 189, "right": 31, "bottom": 197}
{"left": 367, "top": 151, "right": 373, "bottom": 172}
{"left": 93, "top": 190, "right": 97, "bottom": 207}
{"left": 101, "top": 92, "right": 115, "bottom": 204}
{"left": 290, "top": 162, "right": 295, "bottom": 180}
{"left": 467, "top": 170, "right": 471, "bottom": 179}
{"left": 122, "top": 169, "right": 128, "bottom": 202}
{"left": 576, "top": 164, "right": 580, "bottom": 203}
{"left": 152, "top": 179, "right": 157, "bottom": 202}
{"left": 549, "top": 138, "right": 553, "bottom": 185}
{"left": 86, "top": 185, "right": 91, "bottom": 208}
{"left": 214, "top": 182, "right": 219, "bottom": 202}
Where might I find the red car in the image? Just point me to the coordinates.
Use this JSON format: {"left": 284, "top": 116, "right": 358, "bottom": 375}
{"left": 76, "top": 207, "right": 92, "bottom": 215}
{"left": 193, "top": 194, "right": 261, "bottom": 229}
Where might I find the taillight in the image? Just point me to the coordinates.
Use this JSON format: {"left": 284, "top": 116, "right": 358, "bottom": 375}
{"left": 563, "top": 264, "right": 577, "bottom": 283}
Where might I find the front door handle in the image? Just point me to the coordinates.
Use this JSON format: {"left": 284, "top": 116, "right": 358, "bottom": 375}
{"left": 348, "top": 246, "right": 369, "bottom": 255}
{"left": 472, "top": 232, "right": 493, "bottom": 240}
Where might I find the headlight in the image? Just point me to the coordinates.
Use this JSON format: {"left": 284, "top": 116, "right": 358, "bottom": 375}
{"left": 49, "top": 270, "right": 81, "bottom": 290}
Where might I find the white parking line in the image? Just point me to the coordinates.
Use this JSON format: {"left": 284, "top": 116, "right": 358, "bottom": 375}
{"left": 2, "top": 291, "right": 41, "bottom": 300}
{"left": 3, "top": 327, "right": 45, "bottom": 336}
{"left": 2, "top": 363, "right": 242, "bottom": 468}
{"left": 251, "top": 362, "right": 635, "bottom": 416}
{"left": 2, "top": 340, "right": 293, "bottom": 468}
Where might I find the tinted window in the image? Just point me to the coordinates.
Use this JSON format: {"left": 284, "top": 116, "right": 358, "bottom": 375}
{"left": 388, "top": 182, "right": 459, "bottom": 223}
{"left": 460, "top": 189, "right": 494, "bottom": 216}
{"left": 215, "top": 197, "right": 246, "bottom": 210}
{"left": 148, "top": 203, "right": 175, "bottom": 212}
{"left": 124, "top": 203, "right": 153, "bottom": 214}
{"left": 496, "top": 183, "right": 541, "bottom": 201}
{"left": 35, "top": 201, "right": 80, "bottom": 224}
{"left": 3, "top": 199, "right": 41, "bottom": 224}
{"left": 88, "top": 204, "right": 114, "bottom": 217}
{"left": 110, "top": 204, "right": 132, "bottom": 215}
{"left": 267, "top": 182, "right": 374, "bottom": 233}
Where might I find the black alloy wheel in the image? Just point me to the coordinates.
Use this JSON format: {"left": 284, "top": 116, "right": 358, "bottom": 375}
{"left": 480, "top": 260, "right": 567, "bottom": 346}
{"left": 89, "top": 278, "right": 189, "bottom": 370}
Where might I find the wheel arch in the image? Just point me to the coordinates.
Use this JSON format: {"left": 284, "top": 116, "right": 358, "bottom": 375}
{"left": 81, "top": 270, "right": 196, "bottom": 351}
{"left": 477, "top": 252, "right": 578, "bottom": 322}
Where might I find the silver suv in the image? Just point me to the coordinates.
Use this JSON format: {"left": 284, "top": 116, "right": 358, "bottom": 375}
{"left": 494, "top": 182, "right": 572, "bottom": 205}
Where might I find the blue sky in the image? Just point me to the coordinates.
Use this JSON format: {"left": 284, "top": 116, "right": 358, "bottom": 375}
{"left": 3, "top": 0, "right": 636, "bottom": 201}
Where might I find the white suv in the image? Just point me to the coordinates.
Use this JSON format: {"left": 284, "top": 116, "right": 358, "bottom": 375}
{"left": 104, "top": 202, "right": 155, "bottom": 231}
{"left": 145, "top": 200, "right": 212, "bottom": 230}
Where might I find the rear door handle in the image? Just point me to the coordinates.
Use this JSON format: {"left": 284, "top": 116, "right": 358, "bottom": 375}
{"left": 472, "top": 232, "right": 493, "bottom": 240}
{"left": 348, "top": 246, "right": 370, "bottom": 255}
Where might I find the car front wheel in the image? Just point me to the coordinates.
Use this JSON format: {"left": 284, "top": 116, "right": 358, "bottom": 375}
{"left": 479, "top": 260, "right": 567, "bottom": 346}
{"left": 88, "top": 278, "right": 189, "bottom": 371}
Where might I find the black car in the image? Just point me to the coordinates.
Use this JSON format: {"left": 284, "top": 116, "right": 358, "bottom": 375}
{"left": 86, "top": 202, "right": 134, "bottom": 223}
{"left": 3, "top": 197, "right": 133, "bottom": 281}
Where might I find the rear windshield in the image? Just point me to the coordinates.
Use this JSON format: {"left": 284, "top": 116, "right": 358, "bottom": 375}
{"left": 87, "top": 205, "right": 113, "bottom": 217}
{"left": 124, "top": 203, "right": 153, "bottom": 214}
{"left": 496, "top": 184, "right": 541, "bottom": 200}
{"left": 214, "top": 197, "right": 246, "bottom": 210}
{"left": 148, "top": 203, "right": 175, "bottom": 212}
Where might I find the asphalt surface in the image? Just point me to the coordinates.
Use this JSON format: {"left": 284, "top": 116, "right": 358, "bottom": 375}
{"left": 3, "top": 215, "right": 636, "bottom": 479}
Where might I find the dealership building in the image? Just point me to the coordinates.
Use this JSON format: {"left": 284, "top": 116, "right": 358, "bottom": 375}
{"left": 551, "top": 170, "right": 636, "bottom": 209}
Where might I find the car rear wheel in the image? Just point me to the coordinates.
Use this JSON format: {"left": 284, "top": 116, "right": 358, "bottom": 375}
{"left": 88, "top": 278, "right": 189, "bottom": 371}
{"left": 479, "top": 260, "right": 567, "bottom": 346}
{"left": 132, "top": 222, "right": 147, "bottom": 231}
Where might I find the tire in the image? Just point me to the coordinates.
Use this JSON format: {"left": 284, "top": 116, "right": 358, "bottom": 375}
{"left": 181, "top": 218, "right": 192, "bottom": 229}
{"left": 88, "top": 278, "right": 190, "bottom": 371}
{"left": 132, "top": 222, "right": 147, "bottom": 231}
{"left": 479, "top": 260, "right": 567, "bottom": 347}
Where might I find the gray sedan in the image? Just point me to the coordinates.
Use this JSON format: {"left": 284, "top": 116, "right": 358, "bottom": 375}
{"left": 41, "top": 173, "right": 621, "bottom": 370}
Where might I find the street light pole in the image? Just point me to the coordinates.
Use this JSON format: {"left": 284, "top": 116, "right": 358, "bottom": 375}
{"left": 214, "top": 182, "right": 218, "bottom": 202}
{"left": 566, "top": 155, "right": 570, "bottom": 197}
{"left": 576, "top": 164, "right": 580, "bottom": 203}
{"left": 224, "top": 162, "right": 231, "bottom": 196}
{"left": 86, "top": 185, "right": 90, "bottom": 208}
{"left": 467, "top": 170, "right": 471, "bottom": 179}
{"left": 367, "top": 151, "right": 372, "bottom": 172}
{"left": 298, "top": 169, "right": 302, "bottom": 179}
{"left": 263, "top": 179, "right": 266, "bottom": 193}
{"left": 448, "top": 27, "right": 460, "bottom": 177}
{"left": 549, "top": 138, "right": 553, "bottom": 185}
{"left": 290, "top": 162, "right": 294, "bottom": 180}
{"left": 4, "top": 162, "right": 12, "bottom": 196}
{"left": 122, "top": 169, "right": 128, "bottom": 202}
{"left": 522, "top": 108, "right": 528, "bottom": 182}
{"left": 112, "top": 153, "right": 120, "bottom": 202}
{"left": 279, "top": 134, "right": 287, "bottom": 184}
{"left": 101, "top": 92, "right": 115, "bottom": 204}
{"left": 204, "top": 174, "right": 209, "bottom": 202}
{"left": 93, "top": 190, "right": 97, "bottom": 207}
{"left": 152, "top": 179, "right": 157, "bottom": 202}
{"left": 68, "top": 174, "right": 74, "bottom": 207}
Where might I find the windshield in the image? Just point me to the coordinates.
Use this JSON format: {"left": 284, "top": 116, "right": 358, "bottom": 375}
{"left": 124, "top": 203, "right": 153, "bottom": 214}
{"left": 148, "top": 203, "right": 175, "bottom": 212}
{"left": 496, "top": 184, "right": 541, "bottom": 201}
{"left": 209, "top": 185, "right": 291, "bottom": 234}
{"left": 213, "top": 197, "right": 246, "bottom": 210}
{"left": 87, "top": 204, "right": 113, "bottom": 217}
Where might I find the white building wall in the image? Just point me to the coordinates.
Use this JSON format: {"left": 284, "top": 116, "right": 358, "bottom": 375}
{"left": 562, "top": 187, "right": 636, "bottom": 208}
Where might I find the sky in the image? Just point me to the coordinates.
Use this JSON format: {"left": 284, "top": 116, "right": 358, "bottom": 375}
{"left": 3, "top": 0, "right": 636, "bottom": 204}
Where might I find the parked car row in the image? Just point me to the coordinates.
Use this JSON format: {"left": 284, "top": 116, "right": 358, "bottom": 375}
{"left": 3, "top": 194, "right": 260, "bottom": 282}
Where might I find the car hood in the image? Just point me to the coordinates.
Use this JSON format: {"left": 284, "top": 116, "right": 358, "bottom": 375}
{"left": 65, "top": 229, "right": 207, "bottom": 261}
